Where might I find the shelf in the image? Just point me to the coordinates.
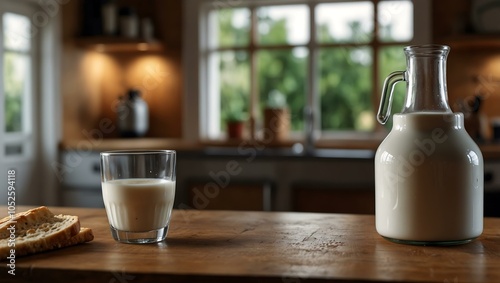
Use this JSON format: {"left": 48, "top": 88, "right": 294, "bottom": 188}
{"left": 444, "top": 34, "right": 500, "bottom": 50}
{"left": 74, "top": 36, "right": 164, "bottom": 52}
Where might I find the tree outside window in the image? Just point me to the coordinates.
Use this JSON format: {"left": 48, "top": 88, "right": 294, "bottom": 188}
{"left": 205, "top": 0, "right": 413, "bottom": 140}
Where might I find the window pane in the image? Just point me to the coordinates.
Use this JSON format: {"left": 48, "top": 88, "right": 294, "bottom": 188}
{"left": 319, "top": 47, "right": 374, "bottom": 131}
{"left": 378, "top": 45, "right": 407, "bottom": 129}
{"left": 3, "top": 13, "right": 31, "bottom": 51}
{"left": 211, "top": 8, "right": 250, "bottom": 48}
{"left": 378, "top": 1, "right": 413, "bottom": 42}
{"left": 257, "top": 5, "right": 309, "bottom": 45}
{"left": 258, "top": 48, "right": 308, "bottom": 131}
{"left": 316, "top": 2, "right": 374, "bottom": 44}
{"left": 218, "top": 51, "right": 250, "bottom": 131}
{"left": 4, "top": 52, "right": 30, "bottom": 132}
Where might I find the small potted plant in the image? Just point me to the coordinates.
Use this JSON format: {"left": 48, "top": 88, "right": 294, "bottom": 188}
{"left": 264, "top": 90, "right": 290, "bottom": 142}
{"left": 226, "top": 107, "right": 247, "bottom": 140}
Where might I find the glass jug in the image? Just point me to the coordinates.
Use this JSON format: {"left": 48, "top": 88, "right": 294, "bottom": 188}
{"left": 375, "top": 45, "right": 483, "bottom": 245}
{"left": 116, "top": 89, "right": 149, "bottom": 137}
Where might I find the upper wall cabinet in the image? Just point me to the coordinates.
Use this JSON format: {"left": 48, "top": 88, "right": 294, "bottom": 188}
{"left": 445, "top": 34, "right": 500, "bottom": 50}
{"left": 75, "top": 0, "right": 163, "bottom": 52}
{"left": 436, "top": 0, "right": 500, "bottom": 50}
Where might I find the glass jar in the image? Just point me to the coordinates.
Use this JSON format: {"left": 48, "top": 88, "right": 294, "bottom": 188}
{"left": 375, "top": 45, "right": 483, "bottom": 245}
{"left": 116, "top": 89, "right": 149, "bottom": 137}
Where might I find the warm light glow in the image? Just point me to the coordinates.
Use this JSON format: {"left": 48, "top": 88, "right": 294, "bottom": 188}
{"left": 137, "top": 43, "right": 149, "bottom": 51}
{"left": 125, "top": 56, "right": 170, "bottom": 96}
{"left": 78, "top": 51, "right": 118, "bottom": 120}
{"left": 94, "top": 44, "right": 106, "bottom": 52}
{"left": 71, "top": 49, "right": 177, "bottom": 139}
{"left": 80, "top": 52, "right": 119, "bottom": 90}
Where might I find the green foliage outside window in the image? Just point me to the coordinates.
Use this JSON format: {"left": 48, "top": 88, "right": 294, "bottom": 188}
{"left": 4, "top": 52, "right": 23, "bottom": 133}
{"left": 215, "top": 6, "right": 409, "bottom": 134}
{"left": 319, "top": 46, "right": 373, "bottom": 131}
{"left": 378, "top": 46, "right": 407, "bottom": 130}
{"left": 219, "top": 51, "right": 250, "bottom": 126}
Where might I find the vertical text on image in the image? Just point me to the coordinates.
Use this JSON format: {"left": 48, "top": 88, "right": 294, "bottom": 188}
{"left": 6, "top": 169, "right": 17, "bottom": 276}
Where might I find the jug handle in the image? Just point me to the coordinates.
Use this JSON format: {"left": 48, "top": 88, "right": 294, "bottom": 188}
{"left": 377, "top": 71, "right": 406, "bottom": 124}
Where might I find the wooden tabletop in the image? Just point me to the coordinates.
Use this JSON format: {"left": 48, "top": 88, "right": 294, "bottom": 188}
{"left": 1, "top": 206, "right": 500, "bottom": 283}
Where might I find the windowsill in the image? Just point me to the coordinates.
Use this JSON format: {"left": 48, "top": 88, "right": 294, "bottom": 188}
{"left": 59, "top": 138, "right": 203, "bottom": 152}
{"left": 59, "top": 134, "right": 385, "bottom": 152}
{"left": 200, "top": 133, "right": 386, "bottom": 150}
{"left": 315, "top": 138, "right": 382, "bottom": 150}
{"left": 59, "top": 136, "right": 500, "bottom": 160}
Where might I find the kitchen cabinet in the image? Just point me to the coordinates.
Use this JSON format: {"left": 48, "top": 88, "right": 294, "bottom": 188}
{"left": 59, "top": 151, "right": 102, "bottom": 208}
{"left": 293, "top": 187, "right": 374, "bottom": 214}
{"left": 175, "top": 149, "right": 375, "bottom": 212}
{"left": 432, "top": 0, "right": 500, "bottom": 131}
{"left": 61, "top": 0, "right": 183, "bottom": 141}
{"left": 186, "top": 181, "right": 273, "bottom": 211}
{"left": 73, "top": 0, "right": 166, "bottom": 53}
{"left": 58, "top": 148, "right": 376, "bottom": 212}
{"left": 58, "top": 145, "right": 500, "bottom": 216}
{"left": 445, "top": 34, "right": 500, "bottom": 50}
{"left": 484, "top": 160, "right": 500, "bottom": 217}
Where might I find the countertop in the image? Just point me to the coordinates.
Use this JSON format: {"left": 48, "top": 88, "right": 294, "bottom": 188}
{"left": 59, "top": 138, "right": 500, "bottom": 160}
{"left": 59, "top": 138, "right": 377, "bottom": 159}
{"left": 1, "top": 206, "right": 500, "bottom": 282}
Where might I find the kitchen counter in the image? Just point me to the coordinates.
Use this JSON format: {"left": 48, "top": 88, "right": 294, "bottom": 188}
{"left": 59, "top": 138, "right": 376, "bottom": 159}
{"left": 59, "top": 138, "right": 500, "bottom": 160}
{"left": 59, "top": 138, "right": 203, "bottom": 152}
{"left": 1, "top": 206, "right": 500, "bottom": 282}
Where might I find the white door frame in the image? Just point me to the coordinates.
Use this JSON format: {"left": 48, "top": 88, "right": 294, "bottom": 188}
{"left": 0, "top": 0, "right": 61, "bottom": 205}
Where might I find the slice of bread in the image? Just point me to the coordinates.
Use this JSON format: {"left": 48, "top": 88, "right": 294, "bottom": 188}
{"left": 0, "top": 207, "right": 93, "bottom": 259}
{"left": 0, "top": 206, "right": 55, "bottom": 238}
{"left": 57, "top": 227, "right": 94, "bottom": 249}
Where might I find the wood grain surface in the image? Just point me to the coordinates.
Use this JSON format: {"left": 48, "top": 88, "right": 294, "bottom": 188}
{"left": 0, "top": 206, "right": 499, "bottom": 282}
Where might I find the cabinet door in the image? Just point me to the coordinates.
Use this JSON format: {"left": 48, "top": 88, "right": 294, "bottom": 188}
{"left": 293, "top": 187, "right": 375, "bottom": 214}
{"left": 187, "top": 181, "right": 272, "bottom": 211}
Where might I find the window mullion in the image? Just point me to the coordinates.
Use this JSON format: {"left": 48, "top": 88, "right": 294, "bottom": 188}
{"left": 24, "top": 30, "right": 34, "bottom": 139}
{"left": 306, "top": 2, "right": 318, "bottom": 148}
{"left": 372, "top": 0, "right": 383, "bottom": 132}
{"left": 249, "top": 5, "right": 258, "bottom": 140}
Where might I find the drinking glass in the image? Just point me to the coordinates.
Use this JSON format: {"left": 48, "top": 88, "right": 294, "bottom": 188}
{"left": 100, "top": 150, "right": 176, "bottom": 244}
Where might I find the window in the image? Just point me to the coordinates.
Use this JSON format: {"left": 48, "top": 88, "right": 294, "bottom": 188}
{"left": 0, "top": 0, "right": 60, "bottom": 205}
{"left": 1, "top": 11, "right": 34, "bottom": 157}
{"left": 185, "top": 0, "right": 430, "bottom": 142}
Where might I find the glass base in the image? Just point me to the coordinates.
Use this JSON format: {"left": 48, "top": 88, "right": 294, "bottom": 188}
{"left": 110, "top": 225, "right": 169, "bottom": 244}
{"left": 382, "top": 236, "right": 476, "bottom": 246}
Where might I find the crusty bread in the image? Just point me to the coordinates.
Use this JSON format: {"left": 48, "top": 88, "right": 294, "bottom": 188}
{"left": 57, "top": 227, "right": 94, "bottom": 248}
{"left": 0, "top": 207, "right": 93, "bottom": 259}
{"left": 0, "top": 206, "right": 54, "bottom": 238}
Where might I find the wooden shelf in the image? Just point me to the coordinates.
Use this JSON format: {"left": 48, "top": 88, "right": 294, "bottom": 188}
{"left": 444, "top": 34, "right": 500, "bottom": 50}
{"left": 74, "top": 36, "right": 164, "bottom": 52}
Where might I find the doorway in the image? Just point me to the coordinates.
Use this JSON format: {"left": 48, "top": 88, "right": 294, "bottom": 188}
{"left": 0, "top": 0, "right": 61, "bottom": 205}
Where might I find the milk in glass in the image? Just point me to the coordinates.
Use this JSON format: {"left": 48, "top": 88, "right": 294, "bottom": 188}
{"left": 102, "top": 178, "right": 176, "bottom": 232}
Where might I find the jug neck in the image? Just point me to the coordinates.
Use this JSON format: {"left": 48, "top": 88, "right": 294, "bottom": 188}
{"left": 401, "top": 45, "right": 452, "bottom": 114}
